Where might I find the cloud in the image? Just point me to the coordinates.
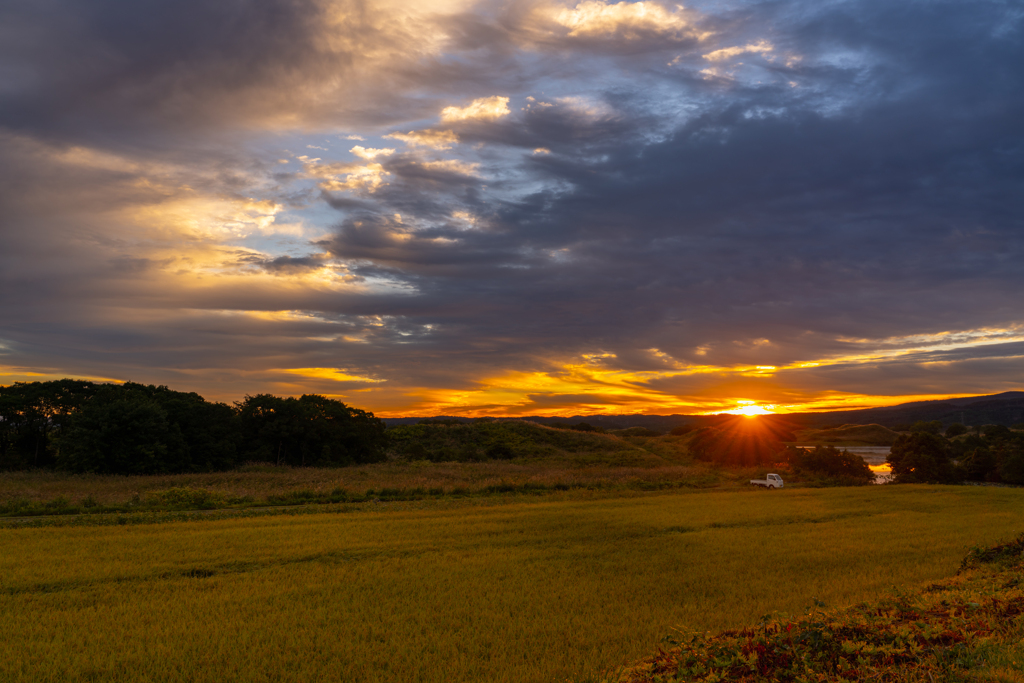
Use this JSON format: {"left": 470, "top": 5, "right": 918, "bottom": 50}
{"left": 350, "top": 146, "right": 396, "bottom": 160}
{"left": 702, "top": 40, "right": 774, "bottom": 62}
{"left": 418, "top": 159, "right": 481, "bottom": 176}
{"left": 385, "top": 130, "right": 460, "bottom": 150}
{"left": 1, "top": 0, "right": 1023, "bottom": 416}
{"left": 278, "top": 367, "right": 387, "bottom": 383}
{"left": 440, "top": 96, "right": 511, "bottom": 122}
{"left": 303, "top": 156, "right": 392, "bottom": 193}
{"left": 550, "top": 0, "right": 707, "bottom": 40}
{"left": 258, "top": 254, "right": 331, "bottom": 274}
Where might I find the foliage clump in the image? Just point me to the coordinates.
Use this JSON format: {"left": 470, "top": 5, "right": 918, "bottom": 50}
{"left": 0, "top": 380, "right": 386, "bottom": 474}
{"left": 886, "top": 425, "right": 1024, "bottom": 484}
{"left": 612, "top": 427, "right": 663, "bottom": 437}
{"left": 783, "top": 445, "right": 875, "bottom": 484}
{"left": 550, "top": 421, "right": 606, "bottom": 433}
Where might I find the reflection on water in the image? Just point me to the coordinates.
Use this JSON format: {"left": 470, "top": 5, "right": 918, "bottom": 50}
{"left": 868, "top": 463, "right": 893, "bottom": 484}
{"left": 846, "top": 446, "right": 892, "bottom": 484}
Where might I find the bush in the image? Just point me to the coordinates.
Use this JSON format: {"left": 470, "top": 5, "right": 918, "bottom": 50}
{"left": 486, "top": 443, "right": 515, "bottom": 460}
{"left": 910, "top": 420, "right": 943, "bottom": 435}
{"left": 961, "top": 448, "right": 997, "bottom": 481}
{"left": 983, "top": 424, "right": 1012, "bottom": 440}
{"left": 148, "top": 487, "right": 224, "bottom": 510}
{"left": 613, "top": 427, "right": 662, "bottom": 437}
{"left": 784, "top": 445, "right": 874, "bottom": 483}
{"left": 549, "top": 421, "right": 604, "bottom": 433}
{"left": 945, "top": 423, "right": 968, "bottom": 438}
{"left": 999, "top": 450, "right": 1024, "bottom": 485}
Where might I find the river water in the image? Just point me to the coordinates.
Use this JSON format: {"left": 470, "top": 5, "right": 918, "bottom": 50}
{"left": 842, "top": 446, "right": 892, "bottom": 483}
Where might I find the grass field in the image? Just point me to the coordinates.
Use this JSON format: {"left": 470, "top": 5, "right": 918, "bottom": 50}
{"left": 606, "top": 532, "right": 1024, "bottom": 682}
{"left": 0, "top": 459, "right": 719, "bottom": 512}
{"left": 0, "top": 432, "right": 733, "bottom": 517}
{"left": 2, "top": 484, "right": 1023, "bottom": 682}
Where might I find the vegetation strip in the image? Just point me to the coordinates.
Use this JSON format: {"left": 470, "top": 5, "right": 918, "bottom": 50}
{"left": 599, "top": 536, "right": 1024, "bottom": 682}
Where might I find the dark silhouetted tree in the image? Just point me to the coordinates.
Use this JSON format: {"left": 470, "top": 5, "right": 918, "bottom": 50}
{"left": 56, "top": 387, "right": 187, "bottom": 474}
{"left": 784, "top": 445, "right": 874, "bottom": 483}
{"left": 887, "top": 432, "right": 960, "bottom": 483}
{"left": 0, "top": 379, "right": 96, "bottom": 469}
{"left": 945, "top": 423, "right": 968, "bottom": 438}
{"left": 910, "top": 420, "right": 943, "bottom": 435}
{"left": 236, "top": 394, "right": 386, "bottom": 466}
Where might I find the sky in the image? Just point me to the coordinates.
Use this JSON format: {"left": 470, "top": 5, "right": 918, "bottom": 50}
{"left": 1, "top": 0, "right": 1023, "bottom": 417}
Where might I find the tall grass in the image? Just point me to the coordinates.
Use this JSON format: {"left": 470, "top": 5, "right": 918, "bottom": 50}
{"left": 1, "top": 485, "right": 1023, "bottom": 682}
{"left": 0, "top": 459, "right": 722, "bottom": 511}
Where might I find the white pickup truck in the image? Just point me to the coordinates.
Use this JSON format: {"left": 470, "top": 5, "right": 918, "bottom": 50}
{"left": 750, "top": 473, "right": 784, "bottom": 489}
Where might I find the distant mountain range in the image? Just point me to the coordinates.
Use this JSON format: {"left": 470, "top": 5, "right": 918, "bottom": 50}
{"left": 789, "top": 391, "right": 1024, "bottom": 429}
{"left": 382, "top": 391, "right": 1024, "bottom": 431}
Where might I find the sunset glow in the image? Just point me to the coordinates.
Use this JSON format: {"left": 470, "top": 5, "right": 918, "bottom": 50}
{"left": 722, "top": 402, "right": 777, "bottom": 417}
{"left": 1, "top": 0, "right": 1021, "bottom": 415}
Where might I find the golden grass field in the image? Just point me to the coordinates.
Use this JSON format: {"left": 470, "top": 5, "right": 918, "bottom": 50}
{"left": 2, "top": 484, "right": 1024, "bottom": 682}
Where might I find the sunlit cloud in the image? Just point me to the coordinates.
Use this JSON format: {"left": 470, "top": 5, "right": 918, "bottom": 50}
{"left": 277, "top": 367, "right": 387, "bottom": 384}
{"left": 304, "top": 157, "right": 391, "bottom": 192}
{"left": 555, "top": 96, "right": 617, "bottom": 119}
{"left": 440, "top": 96, "right": 511, "bottom": 122}
{"left": 550, "top": 0, "right": 707, "bottom": 40}
{"left": 384, "top": 130, "right": 459, "bottom": 149}
{"left": 702, "top": 40, "right": 774, "bottom": 62}
{"left": 130, "top": 196, "right": 291, "bottom": 240}
{"left": 0, "top": 366, "right": 124, "bottom": 385}
{"left": 418, "top": 159, "right": 481, "bottom": 176}
{"left": 350, "top": 146, "right": 395, "bottom": 160}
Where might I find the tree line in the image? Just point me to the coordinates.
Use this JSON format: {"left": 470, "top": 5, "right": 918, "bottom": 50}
{"left": 0, "top": 380, "right": 387, "bottom": 474}
{"left": 886, "top": 422, "right": 1024, "bottom": 485}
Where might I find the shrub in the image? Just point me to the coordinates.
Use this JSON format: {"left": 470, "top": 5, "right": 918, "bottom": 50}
{"left": 669, "top": 425, "right": 696, "bottom": 436}
{"left": 148, "top": 487, "right": 224, "bottom": 510}
{"left": 944, "top": 423, "right": 968, "bottom": 438}
{"left": 784, "top": 445, "right": 874, "bottom": 483}
{"left": 997, "top": 441, "right": 1024, "bottom": 485}
{"left": 983, "top": 424, "right": 1012, "bottom": 440}
{"left": 613, "top": 427, "right": 661, "bottom": 437}
{"left": 910, "top": 420, "right": 943, "bottom": 435}
{"left": 486, "top": 443, "right": 515, "bottom": 460}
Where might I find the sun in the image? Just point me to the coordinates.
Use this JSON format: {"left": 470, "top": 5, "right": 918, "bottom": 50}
{"left": 725, "top": 401, "right": 776, "bottom": 417}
